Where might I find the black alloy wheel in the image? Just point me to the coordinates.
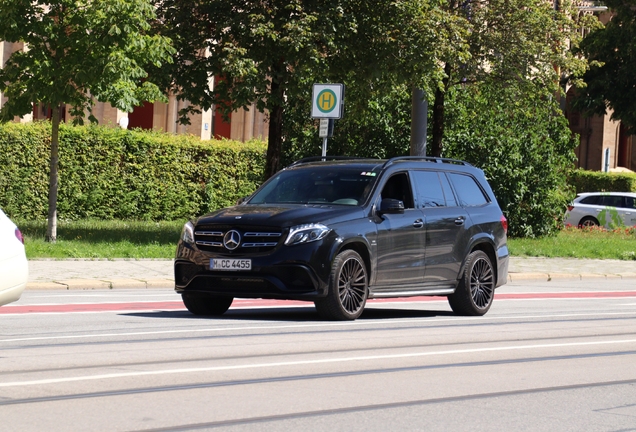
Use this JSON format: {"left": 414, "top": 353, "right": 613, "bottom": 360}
{"left": 448, "top": 250, "right": 495, "bottom": 316}
{"left": 315, "top": 250, "right": 368, "bottom": 320}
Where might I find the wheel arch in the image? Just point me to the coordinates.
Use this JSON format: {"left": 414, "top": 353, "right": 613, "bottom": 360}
{"left": 336, "top": 239, "right": 372, "bottom": 282}
{"left": 579, "top": 215, "right": 599, "bottom": 227}
{"left": 463, "top": 237, "right": 498, "bottom": 285}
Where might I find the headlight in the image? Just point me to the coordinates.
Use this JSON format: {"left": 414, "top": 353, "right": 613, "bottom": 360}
{"left": 285, "top": 224, "right": 330, "bottom": 246}
{"left": 181, "top": 221, "right": 195, "bottom": 244}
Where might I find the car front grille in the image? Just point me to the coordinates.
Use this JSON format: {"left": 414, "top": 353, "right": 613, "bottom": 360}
{"left": 194, "top": 225, "right": 283, "bottom": 253}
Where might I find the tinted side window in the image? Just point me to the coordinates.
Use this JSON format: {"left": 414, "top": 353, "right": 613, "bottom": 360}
{"left": 580, "top": 196, "right": 601, "bottom": 205}
{"left": 448, "top": 173, "right": 488, "bottom": 207}
{"left": 601, "top": 195, "right": 624, "bottom": 207}
{"left": 411, "top": 171, "right": 446, "bottom": 208}
{"left": 625, "top": 196, "right": 636, "bottom": 209}
{"left": 381, "top": 172, "right": 415, "bottom": 209}
{"left": 439, "top": 173, "right": 458, "bottom": 207}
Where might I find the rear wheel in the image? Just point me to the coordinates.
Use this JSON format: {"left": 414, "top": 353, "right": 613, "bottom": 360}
{"left": 579, "top": 216, "right": 599, "bottom": 228}
{"left": 182, "top": 292, "right": 233, "bottom": 316}
{"left": 315, "top": 250, "right": 368, "bottom": 320}
{"left": 448, "top": 250, "right": 495, "bottom": 316}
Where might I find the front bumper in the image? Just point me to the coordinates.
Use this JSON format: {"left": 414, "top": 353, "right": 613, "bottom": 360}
{"left": 174, "top": 240, "right": 333, "bottom": 300}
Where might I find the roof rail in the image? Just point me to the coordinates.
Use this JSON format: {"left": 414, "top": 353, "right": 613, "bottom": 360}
{"left": 289, "top": 156, "right": 376, "bottom": 167}
{"left": 382, "top": 156, "right": 472, "bottom": 168}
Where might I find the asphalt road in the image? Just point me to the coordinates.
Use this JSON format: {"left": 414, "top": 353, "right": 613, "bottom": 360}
{"left": 2, "top": 279, "right": 636, "bottom": 431}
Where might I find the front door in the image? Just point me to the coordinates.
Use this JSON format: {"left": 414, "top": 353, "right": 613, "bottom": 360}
{"left": 374, "top": 172, "right": 426, "bottom": 287}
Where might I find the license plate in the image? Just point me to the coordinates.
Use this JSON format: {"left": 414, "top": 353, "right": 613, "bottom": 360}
{"left": 210, "top": 258, "right": 251, "bottom": 271}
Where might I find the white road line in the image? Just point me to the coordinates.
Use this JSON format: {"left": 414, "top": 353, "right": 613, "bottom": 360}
{"left": 2, "top": 338, "right": 636, "bottom": 388}
{"left": 1, "top": 311, "right": 634, "bottom": 344}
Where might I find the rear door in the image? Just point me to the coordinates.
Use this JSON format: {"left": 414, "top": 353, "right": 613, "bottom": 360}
{"left": 412, "top": 171, "right": 469, "bottom": 282}
{"left": 619, "top": 195, "right": 636, "bottom": 226}
{"left": 597, "top": 195, "right": 624, "bottom": 228}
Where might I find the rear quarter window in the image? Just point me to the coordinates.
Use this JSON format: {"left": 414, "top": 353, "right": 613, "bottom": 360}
{"left": 448, "top": 173, "right": 489, "bottom": 207}
{"left": 579, "top": 195, "right": 601, "bottom": 205}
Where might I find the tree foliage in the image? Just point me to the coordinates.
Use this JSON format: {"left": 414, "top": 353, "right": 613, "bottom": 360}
{"left": 155, "top": 0, "right": 447, "bottom": 178}
{"left": 0, "top": 0, "right": 174, "bottom": 240}
{"left": 0, "top": 0, "right": 173, "bottom": 121}
{"left": 572, "top": 1, "right": 636, "bottom": 132}
{"left": 428, "top": 0, "right": 589, "bottom": 156}
{"left": 443, "top": 83, "right": 578, "bottom": 237}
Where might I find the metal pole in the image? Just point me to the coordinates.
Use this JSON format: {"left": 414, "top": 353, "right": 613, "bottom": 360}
{"left": 410, "top": 87, "right": 427, "bottom": 156}
{"left": 322, "top": 137, "right": 327, "bottom": 157}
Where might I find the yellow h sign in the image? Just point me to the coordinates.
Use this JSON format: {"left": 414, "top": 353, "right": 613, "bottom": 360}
{"left": 312, "top": 84, "right": 343, "bottom": 119}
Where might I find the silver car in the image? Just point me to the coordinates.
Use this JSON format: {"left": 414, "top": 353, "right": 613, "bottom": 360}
{"left": 0, "top": 209, "right": 28, "bottom": 306}
{"left": 564, "top": 192, "right": 636, "bottom": 228}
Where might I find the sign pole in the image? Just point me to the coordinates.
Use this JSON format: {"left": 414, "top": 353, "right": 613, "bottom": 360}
{"left": 312, "top": 84, "right": 344, "bottom": 158}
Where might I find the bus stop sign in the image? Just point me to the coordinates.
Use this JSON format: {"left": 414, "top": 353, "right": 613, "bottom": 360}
{"left": 311, "top": 84, "right": 344, "bottom": 119}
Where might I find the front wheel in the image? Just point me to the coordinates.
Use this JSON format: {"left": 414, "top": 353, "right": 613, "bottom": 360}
{"left": 182, "top": 292, "right": 233, "bottom": 316}
{"left": 448, "top": 250, "right": 495, "bottom": 316}
{"left": 315, "top": 250, "right": 368, "bottom": 320}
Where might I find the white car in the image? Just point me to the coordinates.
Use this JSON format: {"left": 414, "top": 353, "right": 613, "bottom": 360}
{"left": 0, "top": 209, "right": 28, "bottom": 306}
{"left": 564, "top": 192, "right": 636, "bottom": 228}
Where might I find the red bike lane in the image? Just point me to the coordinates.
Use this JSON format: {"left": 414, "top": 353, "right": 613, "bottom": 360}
{"left": 2, "top": 291, "right": 636, "bottom": 315}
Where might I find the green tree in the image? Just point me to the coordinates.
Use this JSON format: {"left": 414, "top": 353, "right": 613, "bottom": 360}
{"left": 0, "top": 0, "right": 174, "bottom": 241}
{"left": 443, "top": 82, "right": 578, "bottom": 237}
{"left": 155, "top": 0, "right": 448, "bottom": 178}
{"left": 428, "top": 0, "right": 588, "bottom": 157}
{"left": 572, "top": 0, "right": 636, "bottom": 132}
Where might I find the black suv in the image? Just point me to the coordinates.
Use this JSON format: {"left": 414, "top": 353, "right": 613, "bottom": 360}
{"left": 175, "top": 156, "right": 509, "bottom": 320}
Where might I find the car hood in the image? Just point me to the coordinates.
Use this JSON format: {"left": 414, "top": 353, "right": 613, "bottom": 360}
{"left": 195, "top": 204, "right": 363, "bottom": 228}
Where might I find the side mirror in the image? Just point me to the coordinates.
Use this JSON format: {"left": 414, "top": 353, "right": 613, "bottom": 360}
{"left": 379, "top": 198, "right": 404, "bottom": 215}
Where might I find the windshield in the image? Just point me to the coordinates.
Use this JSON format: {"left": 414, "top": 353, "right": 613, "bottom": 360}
{"left": 249, "top": 167, "right": 379, "bottom": 206}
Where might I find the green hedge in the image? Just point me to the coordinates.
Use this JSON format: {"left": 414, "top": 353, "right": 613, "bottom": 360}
{"left": 569, "top": 169, "right": 636, "bottom": 194}
{"left": 0, "top": 122, "right": 266, "bottom": 221}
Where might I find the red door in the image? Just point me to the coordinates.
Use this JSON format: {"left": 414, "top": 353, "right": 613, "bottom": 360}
{"left": 128, "top": 102, "right": 154, "bottom": 130}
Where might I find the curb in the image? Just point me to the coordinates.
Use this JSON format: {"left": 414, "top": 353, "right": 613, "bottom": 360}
{"left": 26, "top": 278, "right": 174, "bottom": 290}
{"left": 25, "top": 273, "right": 636, "bottom": 291}
{"left": 508, "top": 272, "right": 636, "bottom": 282}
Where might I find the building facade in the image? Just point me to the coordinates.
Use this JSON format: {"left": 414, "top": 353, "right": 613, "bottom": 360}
{"left": 1, "top": 41, "right": 268, "bottom": 142}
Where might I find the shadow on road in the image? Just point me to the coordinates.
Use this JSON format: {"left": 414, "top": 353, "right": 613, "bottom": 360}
{"left": 122, "top": 306, "right": 456, "bottom": 321}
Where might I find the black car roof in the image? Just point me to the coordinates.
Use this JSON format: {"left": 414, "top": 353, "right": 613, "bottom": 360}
{"left": 286, "top": 156, "right": 477, "bottom": 175}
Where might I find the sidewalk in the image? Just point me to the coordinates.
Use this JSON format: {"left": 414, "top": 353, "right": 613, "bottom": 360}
{"left": 25, "top": 257, "right": 636, "bottom": 290}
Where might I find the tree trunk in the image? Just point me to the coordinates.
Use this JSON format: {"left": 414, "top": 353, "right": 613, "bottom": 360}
{"left": 264, "top": 80, "right": 284, "bottom": 180}
{"left": 430, "top": 63, "right": 452, "bottom": 157}
{"left": 46, "top": 106, "right": 60, "bottom": 243}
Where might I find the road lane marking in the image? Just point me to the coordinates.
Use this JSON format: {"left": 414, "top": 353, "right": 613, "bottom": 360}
{"left": 1, "top": 338, "right": 636, "bottom": 388}
{"left": 0, "top": 311, "right": 635, "bottom": 344}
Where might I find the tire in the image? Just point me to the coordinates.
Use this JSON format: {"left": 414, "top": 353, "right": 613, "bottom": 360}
{"left": 448, "top": 250, "right": 495, "bottom": 316}
{"left": 314, "top": 250, "right": 368, "bottom": 320}
{"left": 579, "top": 216, "right": 599, "bottom": 228}
{"left": 182, "top": 292, "right": 233, "bottom": 316}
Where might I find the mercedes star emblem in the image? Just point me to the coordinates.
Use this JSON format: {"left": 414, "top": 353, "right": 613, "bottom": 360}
{"left": 223, "top": 230, "right": 241, "bottom": 250}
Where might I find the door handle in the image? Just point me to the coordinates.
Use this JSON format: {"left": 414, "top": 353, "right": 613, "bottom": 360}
{"left": 455, "top": 216, "right": 465, "bottom": 226}
{"left": 413, "top": 219, "right": 424, "bottom": 228}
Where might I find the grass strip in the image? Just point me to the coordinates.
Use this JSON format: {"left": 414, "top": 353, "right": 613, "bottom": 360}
{"left": 509, "top": 226, "right": 636, "bottom": 261}
{"left": 18, "top": 219, "right": 184, "bottom": 259}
